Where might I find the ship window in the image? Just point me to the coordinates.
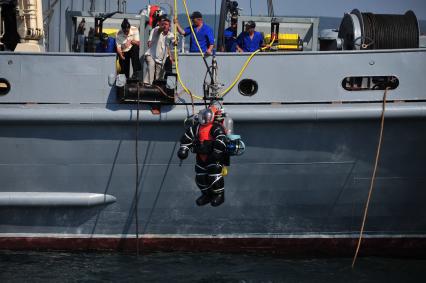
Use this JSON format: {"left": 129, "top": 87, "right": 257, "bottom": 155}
{"left": 342, "top": 76, "right": 399, "bottom": 91}
{"left": 238, "top": 79, "right": 258, "bottom": 96}
{"left": 0, "top": 78, "right": 11, "bottom": 95}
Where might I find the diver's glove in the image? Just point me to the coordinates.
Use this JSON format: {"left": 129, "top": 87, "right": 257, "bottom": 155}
{"left": 177, "top": 147, "right": 189, "bottom": 160}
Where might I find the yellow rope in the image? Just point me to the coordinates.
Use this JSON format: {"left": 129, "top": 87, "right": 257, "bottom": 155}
{"left": 181, "top": 0, "right": 275, "bottom": 98}
{"left": 352, "top": 88, "right": 389, "bottom": 268}
{"left": 178, "top": 0, "right": 275, "bottom": 99}
{"left": 173, "top": 0, "right": 203, "bottom": 100}
{"left": 182, "top": 0, "right": 206, "bottom": 59}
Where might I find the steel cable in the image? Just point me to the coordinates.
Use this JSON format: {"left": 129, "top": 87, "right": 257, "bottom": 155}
{"left": 134, "top": 83, "right": 141, "bottom": 256}
{"left": 361, "top": 11, "right": 418, "bottom": 50}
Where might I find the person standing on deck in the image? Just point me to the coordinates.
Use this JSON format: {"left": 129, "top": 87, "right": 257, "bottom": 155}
{"left": 95, "top": 33, "right": 116, "bottom": 53}
{"left": 116, "top": 19, "right": 142, "bottom": 78}
{"left": 143, "top": 18, "right": 175, "bottom": 85}
{"left": 236, "top": 21, "right": 264, "bottom": 52}
{"left": 224, "top": 17, "right": 238, "bottom": 52}
{"left": 174, "top": 11, "right": 214, "bottom": 55}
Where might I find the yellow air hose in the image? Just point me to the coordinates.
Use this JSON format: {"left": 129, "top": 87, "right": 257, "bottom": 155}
{"left": 177, "top": 0, "right": 276, "bottom": 100}
{"left": 177, "top": 0, "right": 276, "bottom": 176}
{"left": 219, "top": 40, "right": 275, "bottom": 97}
{"left": 182, "top": 0, "right": 207, "bottom": 60}
{"left": 173, "top": 0, "right": 203, "bottom": 100}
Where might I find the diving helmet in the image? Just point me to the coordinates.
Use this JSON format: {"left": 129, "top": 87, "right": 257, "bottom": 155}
{"left": 198, "top": 108, "right": 214, "bottom": 125}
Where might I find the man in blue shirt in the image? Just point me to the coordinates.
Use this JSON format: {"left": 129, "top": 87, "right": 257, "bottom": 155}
{"left": 224, "top": 17, "right": 238, "bottom": 52}
{"left": 236, "top": 21, "right": 264, "bottom": 52}
{"left": 174, "top": 11, "right": 214, "bottom": 55}
{"left": 95, "top": 33, "right": 116, "bottom": 53}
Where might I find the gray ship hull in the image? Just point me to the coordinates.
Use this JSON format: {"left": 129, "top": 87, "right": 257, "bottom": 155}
{"left": 1, "top": 50, "right": 426, "bottom": 255}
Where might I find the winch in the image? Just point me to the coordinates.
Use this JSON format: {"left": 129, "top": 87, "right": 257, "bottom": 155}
{"left": 338, "top": 10, "right": 419, "bottom": 50}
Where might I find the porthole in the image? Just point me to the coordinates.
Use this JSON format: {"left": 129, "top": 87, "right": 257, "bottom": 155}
{"left": 0, "top": 78, "right": 11, "bottom": 95}
{"left": 238, "top": 79, "right": 258, "bottom": 96}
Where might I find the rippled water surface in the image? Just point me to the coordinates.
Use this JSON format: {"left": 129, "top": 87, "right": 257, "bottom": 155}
{"left": 1, "top": 251, "right": 425, "bottom": 282}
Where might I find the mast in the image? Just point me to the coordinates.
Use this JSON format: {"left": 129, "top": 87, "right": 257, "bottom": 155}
{"left": 90, "top": 0, "right": 95, "bottom": 12}
{"left": 267, "top": 0, "right": 274, "bottom": 17}
{"left": 217, "top": 0, "right": 228, "bottom": 51}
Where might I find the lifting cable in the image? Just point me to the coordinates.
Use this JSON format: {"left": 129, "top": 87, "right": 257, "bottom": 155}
{"left": 352, "top": 87, "right": 389, "bottom": 268}
{"left": 128, "top": 0, "right": 275, "bottom": 256}
{"left": 174, "top": 0, "right": 275, "bottom": 102}
{"left": 134, "top": 84, "right": 141, "bottom": 256}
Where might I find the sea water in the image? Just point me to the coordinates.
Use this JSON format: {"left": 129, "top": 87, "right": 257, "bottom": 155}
{"left": 1, "top": 251, "right": 425, "bottom": 282}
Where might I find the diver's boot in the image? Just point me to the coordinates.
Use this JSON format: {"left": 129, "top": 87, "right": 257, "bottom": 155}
{"left": 196, "top": 193, "right": 212, "bottom": 206}
{"left": 210, "top": 193, "right": 224, "bottom": 207}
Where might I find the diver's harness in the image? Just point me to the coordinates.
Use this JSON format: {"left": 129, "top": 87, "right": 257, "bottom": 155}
{"left": 185, "top": 106, "right": 245, "bottom": 162}
{"left": 183, "top": 49, "right": 246, "bottom": 163}
{"left": 178, "top": 0, "right": 247, "bottom": 162}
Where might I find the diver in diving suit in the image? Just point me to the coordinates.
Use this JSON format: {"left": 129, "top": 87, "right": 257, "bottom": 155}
{"left": 177, "top": 107, "right": 228, "bottom": 207}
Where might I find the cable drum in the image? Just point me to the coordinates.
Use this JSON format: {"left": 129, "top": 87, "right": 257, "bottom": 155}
{"left": 338, "top": 10, "right": 419, "bottom": 50}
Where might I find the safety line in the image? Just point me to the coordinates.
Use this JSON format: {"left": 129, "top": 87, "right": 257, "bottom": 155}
{"left": 352, "top": 87, "right": 389, "bottom": 268}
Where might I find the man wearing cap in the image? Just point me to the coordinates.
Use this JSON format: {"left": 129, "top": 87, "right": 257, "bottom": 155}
{"left": 236, "top": 21, "right": 264, "bottom": 52}
{"left": 223, "top": 17, "right": 238, "bottom": 52}
{"left": 174, "top": 11, "right": 214, "bottom": 55}
{"left": 95, "top": 33, "right": 116, "bottom": 53}
{"left": 116, "top": 18, "right": 142, "bottom": 78}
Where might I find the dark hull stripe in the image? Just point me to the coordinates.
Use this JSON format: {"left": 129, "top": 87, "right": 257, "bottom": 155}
{"left": 1, "top": 237, "right": 426, "bottom": 257}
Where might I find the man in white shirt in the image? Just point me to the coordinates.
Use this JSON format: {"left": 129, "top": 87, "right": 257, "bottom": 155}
{"left": 116, "top": 18, "right": 142, "bottom": 78}
{"left": 143, "top": 18, "right": 175, "bottom": 84}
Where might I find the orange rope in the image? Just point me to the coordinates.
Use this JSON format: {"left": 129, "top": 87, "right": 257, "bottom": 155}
{"left": 352, "top": 88, "right": 389, "bottom": 268}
